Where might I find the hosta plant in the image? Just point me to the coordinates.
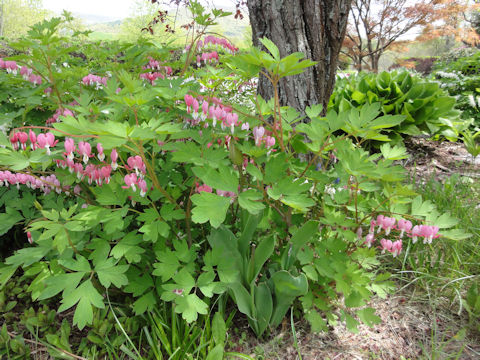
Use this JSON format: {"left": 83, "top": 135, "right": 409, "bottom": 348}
{"left": 329, "top": 70, "right": 468, "bottom": 143}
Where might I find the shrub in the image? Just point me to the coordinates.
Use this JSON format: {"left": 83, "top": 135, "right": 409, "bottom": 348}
{"left": 0, "top": 7, "right": 467, "bottom": 352}
{"left": 431, "top": 52, "right": 480, "bottom": 128}
{"left": 389, "top": 57, "right": 439, "bottom": 75}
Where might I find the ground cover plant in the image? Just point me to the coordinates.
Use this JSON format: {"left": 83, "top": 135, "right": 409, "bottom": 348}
{"left": 0, "top": 3, "right": 475, "bottom": 359}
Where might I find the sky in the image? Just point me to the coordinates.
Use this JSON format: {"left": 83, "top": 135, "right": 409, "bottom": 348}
{"left": 42, "top": 0, "right": 238, "bottom": 20}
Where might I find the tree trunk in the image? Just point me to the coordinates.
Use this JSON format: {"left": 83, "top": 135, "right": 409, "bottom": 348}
{"left": 247, "top": 0, "right": 352, "bottom": 115}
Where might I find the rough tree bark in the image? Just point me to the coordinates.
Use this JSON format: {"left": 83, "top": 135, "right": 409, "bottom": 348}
{"left": 247, "top": 0, "right": 352, "bottom": 114}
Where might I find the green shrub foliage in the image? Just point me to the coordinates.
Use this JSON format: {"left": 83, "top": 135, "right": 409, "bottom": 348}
{"left": 0, "top": 8, "right": 467, "bottom": 342}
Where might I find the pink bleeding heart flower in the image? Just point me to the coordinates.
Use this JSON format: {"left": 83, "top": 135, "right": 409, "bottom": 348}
{"left": 253, "top": 126, "right": 265, "bottom": 146}
{"left": 356, "top": 227, "right": 363, "bottom": 240}
{"left": 192, "top": 99, "right": 199, "bottom": 119}
{"left": 122, "top": 173, "right": 138, "bottom": 192}
{"left": 376, "top": 215, "right": 385, "bottom": 233}
{"left": 36, "top": 133, "right": 56, "bottom": 154}
{"left": 27, "top": 231, "right": 33, "bottom": 244}
{"left": 97, "top": 143, "right": 105, "bottom": 161}
{"left": 184, "top": 94, "right": 194, "bottom": 113}
{"left": 391, "top": 240, "right": 402, "bottom": 257}
{"left": 265, "top": 136, "right": 276, "bottom": 149}
{"left": 110, "top": 149, "right": 118, "bottom": 170}
{"left": 29, "top": 130, "right": 37, "bottom": 150}
{"left": 241, "top": 122, "right": 250, "bottom": 131}
{"left": 17, "top": 132, "right": 28, "bottom": 150}
{"left": 226, "top": 112, "right": 238, "bottom": 134}
{"left": 100, "top": 166, "right": 112, "bottom": 184}
{"left": 397, "top": 219, "right": 412, "bottom": 238}
{"left": 380, "top": 216, "right": 396, "bottom": 235}
{"left": 74, "top": 185, "right": 82, "bottom": 195}
{"left": 365, "top": 233, "right": 375, "bottom": 248}
{"left": 77, "top": 141, "right": 92, "bottom": 164}
{"left": 138, "top": 179, "right": 148, "bottom": 197}
{"left": 201, "top": 101, "right": 209, "bottom": 120}
{"left": 419, "top": 225, "right": 439, "bottom": 244}
{"left": 411, "top": 225, "right": 421, "bottom": 244}
{"left": 10, "top": 132, "right": 19, "bottom": 150}
{"left": 380, "top": 238, "right": 393, "bottom": 254}
{"left": 196, "top": 183, "right": 213, "bottom": 193}
{"left": 127, "top": 155, "right": 145, "bottom": 176}
{"left": 64, "top": 138, "right": 75, "bottom": 160}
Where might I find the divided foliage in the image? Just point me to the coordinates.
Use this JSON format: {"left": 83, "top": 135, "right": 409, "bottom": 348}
{"left": 0, "top": 6, "right": 469, "bottom": 358}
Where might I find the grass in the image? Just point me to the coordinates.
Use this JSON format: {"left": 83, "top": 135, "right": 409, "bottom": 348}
{"left": 390, "top": 172, "right": 480, "bottom": 357}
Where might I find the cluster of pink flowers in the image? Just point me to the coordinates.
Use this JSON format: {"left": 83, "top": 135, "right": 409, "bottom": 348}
{"left": 184, "top": 94, "right": 249, "bottom": 134}
{"left": 81, "top": 74, "right": 108, "bottom": 89}
{"left": 140, "top": 57, "right": 173, "bottom": 85}
{"left": 0, "top": 170, "right": 77, "bottom": 195}
{"left": 140, "top": 72, "right": 165, "bottom": 84}
{"left": 196, "top": 51, "right": 219, "bottom": 67}
{"left": 196, "top": 182, "right": 212, "bottom": 193}
{"left": 252, "top": 126, "right": 276, "bottom": 149}
{"left": 10, "top": 130, "right": 58, "bottom": 154}
{"left": 0, "top": 59, "right": 19, "bottom": 74}
{"left": 60, "top": 140, "right": 149, "bottom": 195}
{"left": 143, "top": 57, "right": 173, "bottom": 74}
{"left": 122, "top": 156, "right": 148, "bottom": 197}
{"left": 0, "top": 59, "right": 42, "bottom": 85}
{"left": 363, "top": 215, "right": 441, "bottom": 257}
{"left": 200, "top": 35, "right": 238, "bottom": 54}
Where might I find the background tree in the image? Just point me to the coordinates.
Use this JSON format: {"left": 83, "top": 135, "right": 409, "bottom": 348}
{"left": 417, "top": 0, "right": 480, "bottom": 48}
{"left": 343, "top": 0, "right": 443, "bottom": 72}
{"left": 0, "top": 0, "right": 49, "bottom": 38}
{"left": 246, "top": 0, "right": 351, "bottom": 113}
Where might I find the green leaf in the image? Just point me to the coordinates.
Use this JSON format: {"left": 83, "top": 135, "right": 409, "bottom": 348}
{"left": 206, "top": 345, "right": 224, "bottom": 360}
{"left": 305, "top": 310, "right": 327, "bottom": 333}
{"left": 132, "top": 291, "right": 157, "bottom": 315}
{"left": 192, "top": 164, "right": 239, "bottom": 193}
{"left": 191, "top": 192, "right": 231, "bottom": 228}
{"left": 58, "top": 280, "right": 105, "bottom": 330}
{"left": 95, "top": 258, "right": 129, "bottom": 288}
{"left": 38, "top": 272, "right": 84, "bottom": 300}
{"left": 212, "top": 312, "right": 227, "bottom": 345}
{"left": 152, "top": 250, "right": 180, "bottom": 281}
{"left": 245, "top": 163, "right": 263, "bottom": 181}
{"left": 380, "top": 143, "right": 408, "bottom": 160}
{"left": 111, "top": 232, "right": 145, "bottom": 263}
{"left": 259, "top": 37, "right": 280, "bottom": 61}
{"left": 0, "top": 209, "right": 23, "bottom": 236}
{"left": 238, "top": 189, "right": 265, "bottom": 215}
{"left": 59, "top": 255, "right": 91, "bottom": 273}
{"left": 433, "top": 212, "right": 459, "bottom": 229}
{"left": 305, "top": 104, "right": 323, "bottom": 119}
{"left": 272, "top": 271, "right": 308, "bottom": 298}
{"left": 174, "top": 293, "right": 208, "bottom": 323}
{"left": 356, "top": 307, "right": 381, "bottom": 328}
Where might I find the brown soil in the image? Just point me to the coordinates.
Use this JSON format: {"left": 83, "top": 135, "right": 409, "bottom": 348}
{"left": 403, "top": 137, "right": 480, "bottom": 181}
